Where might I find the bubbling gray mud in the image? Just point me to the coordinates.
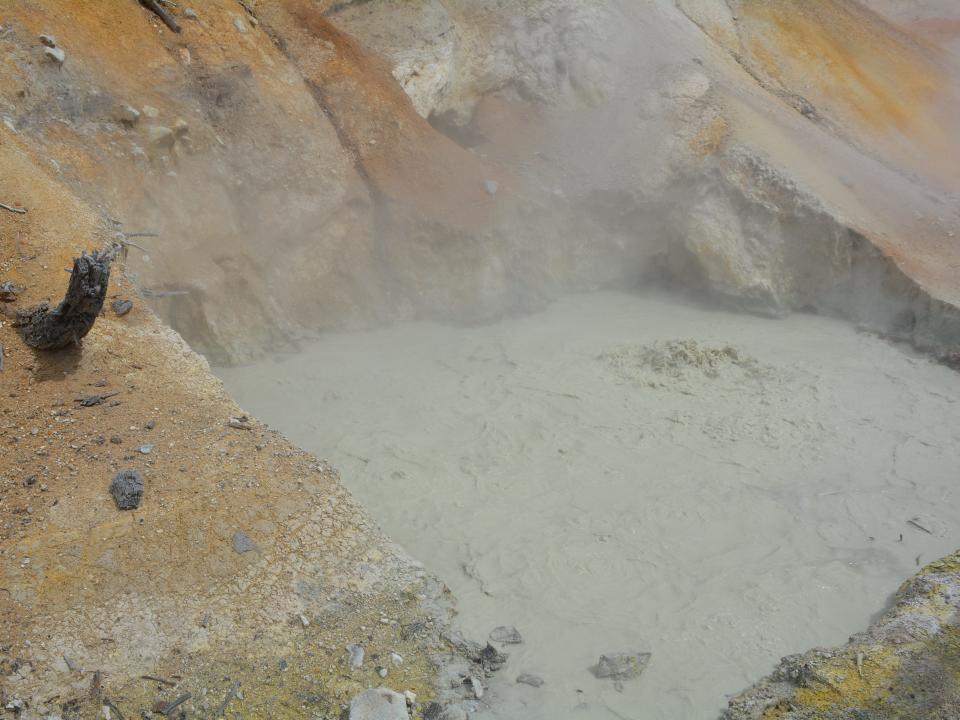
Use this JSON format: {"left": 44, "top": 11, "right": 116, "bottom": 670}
{"left": 217, "top": 292, "right": 960, "bottom": 720}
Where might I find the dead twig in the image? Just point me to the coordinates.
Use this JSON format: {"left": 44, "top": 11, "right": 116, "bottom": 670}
{"left": 162, "top": 692, "right": 192, "bottom": 716}
{"left": 138, "top": 0, "right": 182, "bottom": 33}
{"left": 103, "top": 698, "right": 126, "bottom": 720}
{"left": 141, "top": 675, "right": 176, "bottom": 687}
{"left": 75, "top": 392, "right": 120, "bottom": 407}
{"left": 15, "top": 246, "right": 115, "bottom": 351}
{"left": 907, "top": 518, "right": 933, "bottom": 535}
{"left": 113, "top": 230, "right": 158, "bottom": 261}
{"left": 89, "top": 670, "right": 103, "bottom": 699}
{"left": 142, "top": 288, "right": 190, "bottom": 298}
{"left": 0, "top": 201, "right": 27, "bottom": 214}
{"left": 216, "top": 681, "right": 240, "bottom": 717}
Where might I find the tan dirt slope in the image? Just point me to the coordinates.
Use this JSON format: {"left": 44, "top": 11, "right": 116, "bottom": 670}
{"left": 0, "top": 133, "right": 470, "bottom": 718}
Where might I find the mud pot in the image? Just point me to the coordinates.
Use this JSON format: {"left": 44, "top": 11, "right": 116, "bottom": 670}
{"left": 217, "top": 291, "right": 960, "bottom": 720}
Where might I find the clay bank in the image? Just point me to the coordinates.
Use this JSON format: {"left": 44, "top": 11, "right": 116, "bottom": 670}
{"left": 0, "top": 1, "right": 959, "bottom": 719}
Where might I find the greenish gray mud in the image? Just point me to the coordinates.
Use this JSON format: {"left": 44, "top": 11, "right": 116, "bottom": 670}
{"left": 217, "top": 291, "right": 960, "bottom": 720}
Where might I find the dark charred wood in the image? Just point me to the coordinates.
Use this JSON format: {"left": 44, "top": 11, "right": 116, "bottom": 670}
{"left": 139, "top": 0, "right": 182, "bottom": 33}
{"left": 15, "top": 248, "right": 113, "bottom": 351}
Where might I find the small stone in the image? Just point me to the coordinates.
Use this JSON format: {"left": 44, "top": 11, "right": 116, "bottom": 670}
{"left": 145, "top": 420, "right": 156, "bottom": 430}
{"left": 233, "top": 16, "right": 247, "bottom": 33}
{"left": 378, "top": 666, "right": 388, "bottom": 678}
{"left": 110, "top": 435, "right": 123, "bottom": 444}
{"left": 299, "top": 614, "right": 310, "bottom": 627}
{"left": 348, "top": 688, "right": 409, "bottom": 720}
{"left": 231, "top": 531, "right": 257, "bottom": 554}
{"left": 110, "top": 470, "right": 144, "bottom": 510}
{"left": 0, "top": 281, "right": 24, "bottom": 301}
{"left": 111, "top": 298, "right": 133, "bottom": 316}
{"left": 594, "top": 652, "right": 651, "bottom": 681}
{"left": 390, "top": 653, "right": 404, "bottom": 666}
{"left": 173, "top": 118, "right": 189, "bottom": 137}
{"left": 142, "top": 105, "right": 160, "bottom": 119}
{"left": 403, "top": 691, "right": 416, "bottom": 706}
{"left": 38, "top": 34, "right": 57, "bottom": 48}
{"left": 183, "top": 8, "right": 198, "bottom": 20}
{"left": 483, "top": 179, "right": 499, "bottom": 195}
{"left": 466, "top": 676, "right": 483, "bottom": 699}
{"left": 347, "top": 644, "right": 365, "bottom": 669}
{"left": 115, "top": 105, "right": 140, "bottom": 126}
{"left": 23, "top": 475, "right": 37, "bottom": 487}
{"left": 279, "top": 658, "right": 288, "bottom": 672}
{"left": 44, "top": 47, "right": 65, "bottom": 65}
{"left": 516, "top": 673, "right": 544, "bottom": 688}
{"left": 139, "top": 444, "right": 154, "bottom": 455}
{"left": 489, "top": 626, "right": 522, "bottom": 644}
{"left": 147, "top": 125, "right": 176, "bottom": 150}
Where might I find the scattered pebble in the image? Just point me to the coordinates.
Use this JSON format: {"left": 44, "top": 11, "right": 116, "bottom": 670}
{"left": 348, "top": 688, "right": 409, "bottom": 720}
{"left": 231, "top": 531, "right": 257, "bottom": 554}
{"left": 110, "top": 470, "right": 144, "bottom": 510}
{"left": 38, "top": 34, "right": 56, "bottom": 48}
{"left": 233, "top": 16, "right": 247, "bottom": 33}
{"left": 142, "top": 105, "right": 160, "bottom": 119}
{"left": 115, "top": 106, "right": 140, "bottom": 127}
{"left": 489, "top": 626, "right": 522, "bottom": 644}
{"left": 378, "top": 666, "right": 388, "bottom": 678}
{"left": 139, "top": 444, "right": 154, "bottom": 455}
{"left": 594, "top": 651, "right": 651, "bottom": 683}
{"left": 110, "top": 435, "right": 123, "bottom": 444}
{"left": 183, "top": 8, "right": 198, "bottom": 20}
{"left": 44, "top": 47, "right": 65, "bottom": 65}
{"left": 112, "top": 299, "right": 134, "bottom": 316}
{"left": 23, "top": 475, "right": 37, "bottom": 487}
{"left": 466, "top": 676, "right": 483, "bottom": 699}
{"left": 516, "top": 673, "right": 544, "bottom": 688}
{"left": 483, "top": 179, "right": 499, "bottom": 195}
{"left": 0, "top": 281, "right": 25, "bottom": 302}
{"left": 347, "top": 644, "right": 365, "bottom": 669}
{"left": 147, "top": 125, "right": 175, "bottom": 150}
{"left": 145, "top": 420, "right": 156, "bottom": 430}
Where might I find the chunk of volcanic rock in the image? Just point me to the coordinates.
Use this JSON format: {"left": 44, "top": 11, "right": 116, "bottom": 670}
{"left": 489, "top": 626, "right": 523, "bottom": 644}
{"left": 231, "top": 531, "right": 257, "bottom": 554}
{"left": 595, "top": 652, "right": 651, "bottom": 681}
{"left": 349, "top": 687, "right": 409, "bottom": 720}
{"left": 110, "top": 470, "right": 144, "bottom": 510}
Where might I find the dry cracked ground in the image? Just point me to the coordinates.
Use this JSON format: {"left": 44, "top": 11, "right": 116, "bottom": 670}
{"left": 1, "top": 1, "right": 959, "bottom": 719}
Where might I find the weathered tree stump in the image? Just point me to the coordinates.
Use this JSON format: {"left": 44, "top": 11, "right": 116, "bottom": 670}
{"left": 15, "top": 248, "right": 113, "bottom": 350}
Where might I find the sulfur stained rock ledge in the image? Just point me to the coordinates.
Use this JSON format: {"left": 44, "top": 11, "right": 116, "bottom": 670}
{"left": 722, "top": 551, "right": 960, "bottom": 719}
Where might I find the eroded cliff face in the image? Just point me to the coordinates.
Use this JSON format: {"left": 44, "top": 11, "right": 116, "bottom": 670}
{"left": 1, "top": 0, "right": 958, "bottom": 364}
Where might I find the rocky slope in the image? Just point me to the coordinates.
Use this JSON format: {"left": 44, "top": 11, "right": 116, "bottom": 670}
{"left": 1, "top": 0, "right": 959, "bottom": 718}
{"left": 723, "top": 552, "right": 960, "bottom": 719}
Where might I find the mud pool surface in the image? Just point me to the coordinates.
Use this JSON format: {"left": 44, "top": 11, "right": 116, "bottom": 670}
{"left": 217, "top": 292, "right": 960, "bottom": 720}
